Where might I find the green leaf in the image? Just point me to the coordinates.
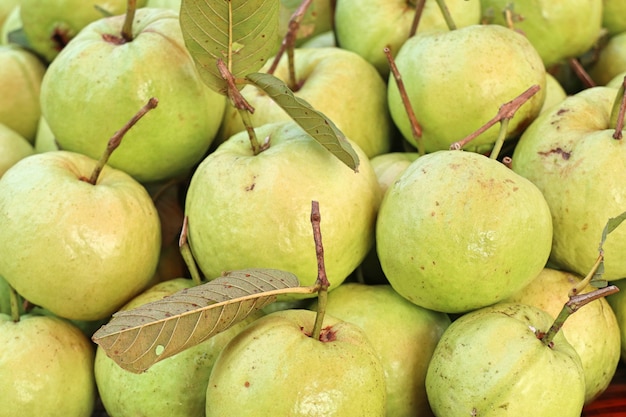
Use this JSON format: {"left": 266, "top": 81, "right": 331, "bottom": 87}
{"left": 592, "top": 210, "right": 626, "bottom": 287}
{"left": 92, "top": 268, "right": 314, "bottom": 373}
{"left": 7, "top": 28, "right": 31, "bottom": 50}
{"left": 245, "top": 72, "right": 360, "bottom": 171}
{"left": 180, "top": 0, "right": 281, "bottom": 95}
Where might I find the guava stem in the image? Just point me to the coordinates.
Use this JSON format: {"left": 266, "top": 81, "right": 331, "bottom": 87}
{"left": 8, "top": 282, "right": 20, "bottom": 322}
{"left": 489, "top": 118, "right": 509, "bottom": 160}
{"left": 384, "top": 47, "right": 424, "bottom": 156}
{"left": 540, "top": 285, "right": 619, "bottom": 347}
{"left": 568, "top": 58, "right": 596, "bottom": 89}
{"left": 121, "top": 0, "right": 137, "bottom": 42}
{"left": 434, "top": 0, "right": 457, "bottom": 31}
{"left": 86, "top": 97, "right": 158, "bottom": 185}
{"left": 409, "top": 0, "right": 426, "bottom": 37}
{"left": 216, "top": 59, "right": 261, "bottom": 154}
{"left": 450, "top": 84, "right": 540, "bottom": 152}
{"left": 310, "top": 201, "right": 329, "bottom": 340}
{"left": 267, "top": 0, "right": 313, "bottom": 89}
{"left": 610, "top": 76, "right": 626, "bottom": 139}
{"left": 179, "top": 216, "right": 203, "bottom": 286}
{"left": 570, "top": 253, "right": 603, "bottom": 297}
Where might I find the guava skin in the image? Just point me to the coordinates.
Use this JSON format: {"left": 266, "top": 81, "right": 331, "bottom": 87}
{"left": 315, "top": 283, "right": 451, "bottom": 417}
{"left": 503, "top": 268, "right": 621, "bottom": 404}
{"left": 512, "top": 87, "right": 626, "bottom": 280}
{"left": 0, "top": 151, "right": 161, "bottom": 321}
{"left": 205, "top": 309, "right": 387, "bottom": 417}
{"left": 95, "top": 278, "right": 266, "bottom": 417}
{"left": 40, "top": 8, "right": 226, "bottom": 183}
{"left": 589, "top": 31, "right": 626, "bottom": 86}
{"left": 0, "top": 123, "right": 34, "bottom": 177}
{"left": 0, "top": 314, "right": 96, "bottom": 417}
{"left": 606, "top": 278, "right": 626, "bottom": 363}
{"left": 426, "top": 303, "right": 586, "bottom": 417}
{"left": 480, "top": 0, "right": 603, "bottom": 68}
{"left": 334, "top": 0, "right": 481, "bottom": 78}
{"left": 387, "top": 24, "right": 546, "bottom": 154}
{"left": 185, "top": 122, "right": 381, "bottom": 298}
{"left": 376, "top": 150, "right": 553, "bottom": 313}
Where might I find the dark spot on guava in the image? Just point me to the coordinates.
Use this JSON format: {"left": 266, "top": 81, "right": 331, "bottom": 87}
{"left": 51, "top": 27, "right": 71, "bottom": 51}
{"left": 537, "top": 147, "right": 570, "bottom": 160}
{"left": 319, "top": 326, "right": 337, "bottom": 342}
{"left": 556, "top": 108, "right": 569, "bottom": 115}
{"left": 244, "top": 381, "right": 250, "bottom": 387}
{"left": 102, "top": 33, "right": 126, "bottom": 45}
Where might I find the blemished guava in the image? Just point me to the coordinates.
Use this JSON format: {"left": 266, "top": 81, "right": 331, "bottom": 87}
{"left": 387, "top": 24, "right": 546, "bottom": 154}
{"left": 0, "top": 314, "right": 96, "bottom": 417}
{"left": 426, "top": 303, "right": 586, "bottom": 417}
{"left": 376, "top": 150, "right": 553, "bottom": 313}
{"left": 503, "top": 268, "right": 621, "bottom": 403}
{"left": 312, "top": 283, "right": 450, "bottom": 417}
{"left": 40, "top": 8, "right": 226, "bottom": 183}
{"left": 95, "top": 278, "right": 266, "bottom": 417}
{"left": 185, "top": 121, "right": 381, "bottom": 297}
{"left": 511, "top": 86, "right": 626, "bottom": 280}
{"left": 205, "top": 308, "right": 387, "bottom": 417}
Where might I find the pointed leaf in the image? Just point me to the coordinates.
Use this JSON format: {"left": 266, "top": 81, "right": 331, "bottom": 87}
{"left": 246, "top": 72, "right": 360, "bottom": 171}
{"left": 592, "top": 210, "right": 626, "bottom": 287}
{"left": 92, "top": 268, "right": 313, "bottom": 373}
{"left": 180, "top": 0, "right": 281, "bottom": 94}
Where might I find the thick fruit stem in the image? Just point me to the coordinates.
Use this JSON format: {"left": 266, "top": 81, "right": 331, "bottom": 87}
{"left": 450, "top": 84, "right": 540, "bottom": 155}
{"left": 434, "top": 0, "right": 457, "bottom": 31}
{"left": 409, "top": 0, "right": 426, "bottom": 37}
{"left": 86, "top": 97, "right": 158, "bottom": 185}
{"left": 384, "top": 47, "right": 424, "bottom": 155}
{"left": 310, "top": 201, "right": 330, "bottom": 340}
{"left": 569, "top": 58, "right": 596, "bottom": 89}
{"left": 539, "top": 285, "right": 619, "bottom": 347}
{"left": 610, "top": 75, "right": 626, "bottom": 139}
{"left": 179, "top": 216, "right": 203, "bottom": 286}
{"left": 268, "top": 0, "right": 313, "bottom": 91}
{"left": 121, "top": 0, "right": 137, "bottom": 42}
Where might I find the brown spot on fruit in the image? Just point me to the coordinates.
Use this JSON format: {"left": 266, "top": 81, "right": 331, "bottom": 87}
{"left": 102, "top": 33, "right": 126, "bottom": 45}
{"left": 244, "top": 381, "right": 250, "bottom": 388}
{"left": 51, "top": 27, "right": 71, "bottom": 51}
{"left": 319, "top": 326, "right": 337, "bottom": 342}
{"left": 538, "top": 147, "right": 570, "bottom": 160}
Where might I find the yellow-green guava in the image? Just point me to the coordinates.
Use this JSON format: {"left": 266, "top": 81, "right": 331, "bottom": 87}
{"left": 335, "top": 0, "right": 481, "bottom": 77}
{"left": 376, "top": 150, "right": 553, "bottom": 313}
{"left": 0, "top": 44, "right": 46, "bottom": 142}
{"left": 0, "top": 151, "right": 161, "bottom": 321}
{"left": 503, "top": 268, "right": 621, "bottom": 403}
{"left": 205, "top": 308, "right": 387, "bottom": 416}
{"left": 0, "top": 123, "right": 34, "bottom": 177}
{"left": 185, "top": 121, "right": 381, "bottom": 298}
{"left": 218, "top": 47, "right": 394, "bottom": 158}
{"left": 20, "top": 0, "right": 146, "bottom": 63}
{"left": 387, "top": 24, "right": 546, "bottom": 153}
{"left": 480, "top": 0, "right": 603, "bottom": 68}
{"left": 512, "top": 86, "right": 626, "bottom": 280}
{"left": 589, "top": 31, "right": 626, "bottom": 86}
{"left": 312, "top": 282, "right": 450, "bottom": 417}
{"left": 0, "top": 314, "right": 96, "bottom": 417}
{"left": 95, "top": 278, "right": 265, "bottom": 417}
{"left": 426, "top": 303, "right": 586, "bottom": 416}
{"left": 40, "top": 8, "right": 226, "bottom": 182}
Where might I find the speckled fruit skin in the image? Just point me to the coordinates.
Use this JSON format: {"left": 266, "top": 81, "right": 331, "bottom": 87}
{"left": 185, "top": 121, "right": 381, "bottom": 298}
{"left": 205, "top": 309, "right": 386, "bottom": 417}
{"left": 511, "top": 86, "right": 626, "bottom": 280}
{"left": 0, "top": 151, "right": 161, "bottom": 321}
{"left": 480, "top": 0, "right": 603, "bottom": 68}
{"left": 218, "top": 47, "right": 394, "bottom": 158}
{"left": 376, "top": 150, "right": 553, "bottom": 313}
{"left": 426, "top": 303, "right": 586, "bottom": 417}
{"left": 313, "top": 283, "right": 451, "bottom": 417}
{"left": 95, "top": 278, "right": 265, "bottom": 417}
{"left": 387, "top": 24, "right": 546, "bottom": 154}
{"left": 40, "top": 8, "right": 225, "bottom": 183}
{"left": 0, "top": 314, "right": 96, "bottom": 417}
{"left": 503, "top": 268, "right": 621, "bottom": 404}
